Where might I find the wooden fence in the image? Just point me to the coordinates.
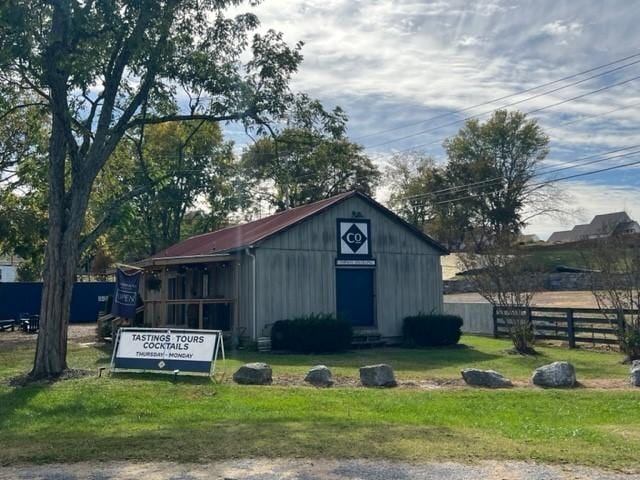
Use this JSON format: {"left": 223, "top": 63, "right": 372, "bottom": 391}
{"left": 493, "top": 306, "right": 638, "bottom": 348}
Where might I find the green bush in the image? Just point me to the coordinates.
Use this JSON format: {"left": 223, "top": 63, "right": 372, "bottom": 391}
{"left": 402, "top": 313, "right": 463, "bottom": 347}
{"left": 271, "top": 313, "right": 353, "bottom": 353}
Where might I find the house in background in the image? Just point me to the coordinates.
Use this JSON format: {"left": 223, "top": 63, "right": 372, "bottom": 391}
{"left": 0, "top": 255, "right": 21, "bottom": 282}
{"left": 547, "top": 211, "right": 640, "bottom": 244}
{"left": 134, "top": 191, "right": 448, "bottom": 344}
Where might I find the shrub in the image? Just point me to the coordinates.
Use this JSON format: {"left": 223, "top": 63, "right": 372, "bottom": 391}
{"left": 402, "top": 313, "right": 463, "bottom": 347}
{"left": 271, "top": 313, "right": 353, "bottom": 353}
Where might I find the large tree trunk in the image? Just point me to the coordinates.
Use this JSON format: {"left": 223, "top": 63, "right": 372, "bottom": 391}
{"left": 31, "top": 187, "right": 89, "bottom": 378}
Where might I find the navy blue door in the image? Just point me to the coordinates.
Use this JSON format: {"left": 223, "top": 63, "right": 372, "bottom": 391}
{"left": 336, "top": 268, "right": 375, "bottom": 327}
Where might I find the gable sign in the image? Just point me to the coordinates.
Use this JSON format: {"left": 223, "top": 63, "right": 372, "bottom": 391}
{"left": 337, "top": 219, "right": 371, "bottom": 258}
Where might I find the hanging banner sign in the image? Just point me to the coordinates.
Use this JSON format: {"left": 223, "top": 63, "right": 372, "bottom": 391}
{"left": 111, "top": 268, "right": 142, "bottom": 319}
{"left": 111, "top": 328, "right": 224, "bottom": 376}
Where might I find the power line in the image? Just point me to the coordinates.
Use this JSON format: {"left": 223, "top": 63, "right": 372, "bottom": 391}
{"left": 432, "top": 154, "right": 640, "bottom": 206}
{"left": 352, "top": 51, "right": 640, "bottom": 142}
{"left": 392, "top": 145, "right": 640, "bottom": 203}
{"left": 365, "top": 64, "right": 640, "bottom": 151}
{"left": 391, "top": 98, "right": 640, "bottom": 161}
{"left": 386, "top": 73, "right": 640, "bottom": 156}
{"left": 535, "top": 145, "right": 640, "bottom": 177}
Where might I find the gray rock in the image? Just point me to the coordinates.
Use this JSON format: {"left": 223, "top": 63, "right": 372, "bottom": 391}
{"left": 461, "top": 368, "right": 512, "bottom": 388}
{"left": 531, "top": 361, "right": 576, "bottom": 388}
{"left": 233, "top": 362, "right": 272, "bottom": 385}
{"left": 359, "top": 364, "right": 397, "bottom": 387}
{"left": 305, "top": 365, "right": 333, "bottom": 387}
{"left": 631, "top": 365, "right": 640, "bottom": 387}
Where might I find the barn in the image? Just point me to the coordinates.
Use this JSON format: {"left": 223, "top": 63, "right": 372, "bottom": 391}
{"left": 137, "top": 191, "right": 448, "bottom": 345}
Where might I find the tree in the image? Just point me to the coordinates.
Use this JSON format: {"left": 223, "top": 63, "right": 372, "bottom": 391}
{"left": 386, "top": 152, "right": 471, "bottom": 249}
{"left": 242, "top": 95, "right": 380, "bottom": 210}
{"left": 386, "top": 153, "right": 440, "bottom": 229}
{"left": 0, "top": 94, "right": 49, "bottom": 279}
{"left": 443, "top": 110, "right": 551, "bottom": 247}
{"left": 584, "top": 237, "right": 640, "bottom": 361}
{"left": 1, "top": 0, "right": 304, "bottom": 378}
{"left": 459, "top": 244, "right": 542, "bottom": 354}
{"left": 97, "top": 120, "right": 247, "bottom": 260}
{"left": 386, "top": 110, "right": 563, "bottom": 251}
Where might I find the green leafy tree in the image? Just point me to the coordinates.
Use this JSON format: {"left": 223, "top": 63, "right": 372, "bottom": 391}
{"left": 386, "top": 153, "right": 470, "bottom": 249}
{"left": 0, "top": 0, "right": 304, "bottom": 377}
{"left": 101, "top": 120, "right": 249, "bottom": 260}
{"left": 443, "top": 110, "right": 550, "bottom": 248}
{"left": 0, "top": 94, "right": 49, "bottom": 278}
{"left": 242, "top": 96, "right": 380, "bottom": 210}
{"left": 387, "top": 110, "right": 557, "bottom": 251}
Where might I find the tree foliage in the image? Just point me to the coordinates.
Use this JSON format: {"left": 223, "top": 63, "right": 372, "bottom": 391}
{"left": 96, "top": 121, "right": 248, "bottom": 261}
{"left": 0, "top": 0, "right": 305, "bottom": 377}
{"left": 387, "top": 110, "right": 558, "bottom": 251}
{"left": 242, "top": 95, "right": 380, "bottom": 210}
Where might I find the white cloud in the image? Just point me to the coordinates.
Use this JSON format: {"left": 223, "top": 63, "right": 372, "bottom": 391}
{"left": 541, "top": 20, "right": 583, "bottom": 37}
{"left": 218, "top": 0, "right": 640, "bottom": 220}
{"left": 457, "top": 35, "right": 482, "bottom": 47}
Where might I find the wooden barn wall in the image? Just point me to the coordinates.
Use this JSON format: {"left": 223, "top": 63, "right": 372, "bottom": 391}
{"left": 251, "top": 196, "right": 444, "bottom": 339}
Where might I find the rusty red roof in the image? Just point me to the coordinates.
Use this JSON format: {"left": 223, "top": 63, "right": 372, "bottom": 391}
{"left": 151, "top": 191, "right": 354, "bottom": 259}
{"left": 150, "top": 190, "right": 447, "bottom": 260}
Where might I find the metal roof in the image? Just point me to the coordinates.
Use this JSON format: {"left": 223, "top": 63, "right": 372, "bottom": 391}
{"left": 149, "top": 191, "right": 447, "bottom": 261}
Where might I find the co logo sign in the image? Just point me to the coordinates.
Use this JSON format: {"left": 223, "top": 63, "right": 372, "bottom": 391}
{"left": 346, "top": 232, "right": 364, "bottom": 243}
{"left": 340, "top": 222, "right": 369, "bottom": 254}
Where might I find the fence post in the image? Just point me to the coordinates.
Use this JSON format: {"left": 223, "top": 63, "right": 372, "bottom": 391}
{"left": 617, "top": 311, "right": 626, "bottom": 336}
{"left": 492, "top": 305, "right": 498, "bottom": 338}
{"left": 566, "top": 309, "right": 576, "bottom": 349}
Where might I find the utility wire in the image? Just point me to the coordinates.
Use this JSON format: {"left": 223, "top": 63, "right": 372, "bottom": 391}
{"left": 352, "top": 51, "right": 640, "bottom": 141}
{"left": 393, "top": 145, "right": 640, "bottom": 203}
{"left": 386, "top": 73, "right": 640, "bottom": 156}
{"left": 366, "top": 65, "right": 640, "bottom": 150}
{"left": 431, "top": 154, "right": 640, "bottom": 206}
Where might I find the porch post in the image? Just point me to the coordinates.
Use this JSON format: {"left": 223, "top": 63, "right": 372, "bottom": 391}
{"left": 160, "top": 266, "right": 168, "bottom": 326}
{"left": 233, "top": 258, "right": 240, "bottom": 349}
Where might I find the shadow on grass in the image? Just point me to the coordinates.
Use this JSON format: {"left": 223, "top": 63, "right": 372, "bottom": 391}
{"left": 0, "top": 421, "right": 473, "bottom": 465}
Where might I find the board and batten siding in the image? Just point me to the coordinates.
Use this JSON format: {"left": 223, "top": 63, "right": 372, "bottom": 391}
{"left": 249, "top": 195, "right": 444, "bottom": 339}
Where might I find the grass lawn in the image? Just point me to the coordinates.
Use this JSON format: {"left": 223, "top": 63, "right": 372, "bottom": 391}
{"left": 1, "top": 334, "right": 638, "bottom": 469}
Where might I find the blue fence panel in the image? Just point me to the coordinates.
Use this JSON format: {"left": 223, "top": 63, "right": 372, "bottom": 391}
{"left": 0, "top": 282, "right": 115, "bottom": 323}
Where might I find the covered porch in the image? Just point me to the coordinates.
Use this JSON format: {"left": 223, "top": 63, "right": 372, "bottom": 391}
{"left": 138, "top": 254, "right": 243, "bottom": 341}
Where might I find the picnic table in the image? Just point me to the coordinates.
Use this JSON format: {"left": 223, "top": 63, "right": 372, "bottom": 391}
{"left": 0, "top": 319, "right": 16, "bottom": 332}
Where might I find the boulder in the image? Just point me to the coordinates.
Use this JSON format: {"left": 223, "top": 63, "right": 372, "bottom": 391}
{"left": 631, "top": 364, "right": 640, "bottom": 387}
{"left": 359, "top": 364, "right": 397, "bottom": 388}
{"left": 531, "top": 361, "right": 576, "bottom": 388}
{"left": 233, "top": 362, "right": 272, "bottom": 385}
{"left": 305, "top": 365, "right": 333, "bottom": 387}
{"left": 461, "top": 368, "right": 512, "bottom": 388}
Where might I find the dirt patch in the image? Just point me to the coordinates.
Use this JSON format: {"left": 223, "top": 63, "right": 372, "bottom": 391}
{"left": 445, "top": 291, "right": 599, "bottom": 308}
{"left": 6, "top": 368, "right": 96, "bottom": 387}
{"left": 0, "top": 324, "right": 97, "bottom": 350}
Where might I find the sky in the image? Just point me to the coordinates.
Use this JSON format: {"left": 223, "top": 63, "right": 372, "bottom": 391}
{"left": 223, "top": 0, "right": 640, "bottom": 239}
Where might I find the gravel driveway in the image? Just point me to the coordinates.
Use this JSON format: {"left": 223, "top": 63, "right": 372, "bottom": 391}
{"left": 1, "top": 459, "right": 638, "bottom": 480}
